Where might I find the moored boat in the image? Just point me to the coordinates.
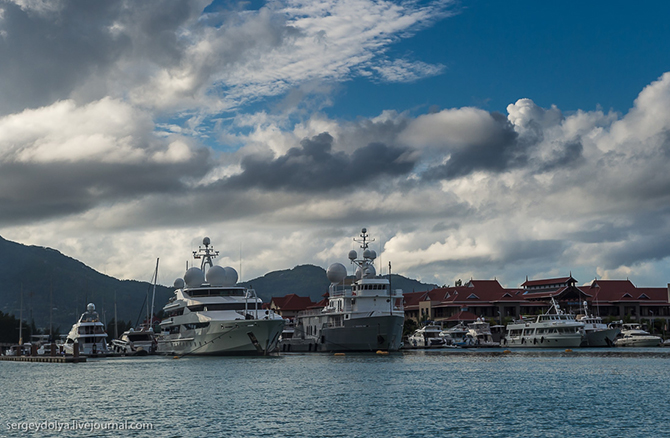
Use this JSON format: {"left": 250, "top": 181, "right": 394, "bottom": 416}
{"left": 408, "top": 324, "right": 446, "bottom": 348}
{"left": 503, "top": 299, "right": 584, "bottom": 348}
{"left": 575, "top": 302, "right": 619, "bottom": 347}
{"left": 612, "top": 322, "right": 661, "bottom": 347}
{"left": 156, "top": 237, "right": 284, "bottom": 356}
{"left": 63, "top": 303, "right": 111, "bottom": 356}
{"left": 281, "top": 228, "right": 404, "bottom": 352}
{"left": 466, "top": 318, "right": 500, "bottom": 347}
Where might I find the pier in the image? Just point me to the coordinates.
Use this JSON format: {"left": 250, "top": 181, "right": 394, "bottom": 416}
{"left": 0, "top": 355, "right": 86, "bottom": 363}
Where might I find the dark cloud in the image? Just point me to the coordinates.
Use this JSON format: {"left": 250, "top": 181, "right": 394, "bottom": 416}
{"left": 0, "top": 0, "right": 200, "bottom": 114}
{"left": 222, "top": 132, "right": 417, "bottom": 192}
{"left": 566, "top": 221, "right": 630, "bottom": 244}
{"left": 537, "top": 141, "right": 584, "bottom": 173}
{"left": 0, "top": 150, "right": 211, "bottom": 224}
{"left": 422, "top": 112, "right": 525, "bottom": 180}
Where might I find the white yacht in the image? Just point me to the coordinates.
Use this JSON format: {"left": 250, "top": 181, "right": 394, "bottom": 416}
{"left": 281, "top": 228, "right": 404, "bottom": 352}
{"left": 466, "top": 318, "right": 500, "bottom": 347}
{"left": 156, "top": 237, "right": 284, "bottom": 356}
{"left": 440, "top": 323, "right": 474, "bottom": 347}
{"left": 504, "top": 299, "right": 584, "bottom": 348}
{"left": 575, "top": 302, "right": 620, "bottom": 347}
{"left": 612, "top": 322, "right": 661, "bottom": 347}
{"left": 111, "top": 328, "right": 156, "bottom": 355}
{"left": 408, "top": 324, "right": 446, "bottom": 348}
{"left": 63, "top": 303, "right": 110, "bottom": 356}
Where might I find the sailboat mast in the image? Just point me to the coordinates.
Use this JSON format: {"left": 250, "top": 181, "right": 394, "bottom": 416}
{"left": 150, "top": 258, "right": 159, "bottom": 332}
{"left": 19, "top": 284, "right": 24, "bottom": 345}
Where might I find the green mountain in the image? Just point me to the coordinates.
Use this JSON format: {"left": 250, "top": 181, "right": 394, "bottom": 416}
{"left": 0, "top": 236, "right": 437, "bottom": 339}
{"left": 240, "top": 264, "right": 437, "bottom": 303}
{"left": 0, "top": 235, "right": 172, "bottom": 334}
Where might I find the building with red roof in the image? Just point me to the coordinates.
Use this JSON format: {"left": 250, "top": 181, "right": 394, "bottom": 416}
{"left": 269, "top": 294, "right": 315, "bottom": 319}
{"left": 404, "top": 276, "right": 670, "bottom": 326}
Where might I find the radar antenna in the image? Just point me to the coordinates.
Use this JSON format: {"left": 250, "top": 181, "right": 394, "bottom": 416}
{"left": 353, "top": 227, "right": 375, "bottom": 250}
{"left": 193, "top": 237, "right": 219, "bottom": 271}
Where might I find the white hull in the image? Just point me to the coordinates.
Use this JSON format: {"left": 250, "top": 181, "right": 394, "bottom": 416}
{"left": 158, "top": 318, "right": 284, "bottom": 356}
{"left": 504, "top": 333, "right": 583, "bottom": 348}
{"left": 615, "top": 336, "right": 661, "bottom": 347}
{"left": 583, "top": 328, "right": 620, "bottom": 347}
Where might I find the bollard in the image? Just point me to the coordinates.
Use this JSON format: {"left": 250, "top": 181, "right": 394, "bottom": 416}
{"left": 73, "top": 341, "right": 79, "bottom": 358}
{"left": 50, "top": 343, "right": 56, "bottom": 357}
{"left": 31, "top": 344, "right": 37, "bottom": 356}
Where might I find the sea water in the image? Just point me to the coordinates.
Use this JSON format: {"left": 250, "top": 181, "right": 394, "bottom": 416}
{"left": 2, "top": 349, "right": 670, "bottom": 437}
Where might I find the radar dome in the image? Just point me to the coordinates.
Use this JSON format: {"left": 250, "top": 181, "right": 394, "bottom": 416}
{"left": 203, "top": 237, "right": 211, "bottom": 246}
{"left": 206, "top": 265, "right": 227, "bottom": 286}
{"left": 363, "top": 264, "right": 376, "bottom": 278}
{"left": 174, "top": 278, "right": 185, "bottom": 289}
{"left": 184, "top": 267, "right": 205, "bottom": 287}
{"left": 87, "top": 303, "right": 95, "bottom": 312}
{"left": 222, "top": 267, "right": 239, "bottom": 286}
{"left": 369, "top": 250, "right": 377, "bottom": 260}
{"left": 348, "top": 250, "right": 357, "bottom": 261}
{"left": 327, "top": 263, "right": 347, "bottom": 284}
{"left": 363, "top": 249, "right": 373, "bottom": 259}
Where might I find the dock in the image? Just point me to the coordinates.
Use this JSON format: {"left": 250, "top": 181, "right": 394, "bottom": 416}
{"left": 0, "top": 355, "right": 86, "bottom": 363}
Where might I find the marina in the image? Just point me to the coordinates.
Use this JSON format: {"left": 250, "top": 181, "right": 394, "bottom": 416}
{"left": 3, "top": 349, "right": 670, "bottom": 437}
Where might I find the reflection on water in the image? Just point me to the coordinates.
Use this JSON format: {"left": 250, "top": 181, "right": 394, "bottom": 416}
{"left": 2, "top": 349, "right": 670, "bottom": 437}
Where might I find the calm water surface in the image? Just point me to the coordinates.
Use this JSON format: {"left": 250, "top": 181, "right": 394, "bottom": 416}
{"left": 2, "top": 349, "right": 670, "bottom": 437}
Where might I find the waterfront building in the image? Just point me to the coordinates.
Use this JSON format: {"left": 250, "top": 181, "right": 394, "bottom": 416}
{"left": 404, "top": 277, "right": 670, "bottom": 327}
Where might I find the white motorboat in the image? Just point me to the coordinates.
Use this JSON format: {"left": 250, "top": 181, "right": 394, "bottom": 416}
{"left": 466, "top": 318, "right": 500, "bottom": 347}
{"left": 111, "top": 328, "right": 156, "bottom": 355}
{"left": 575, "top": 302, "right": 619, "bottom": 347}
{"left": 408, "top": 324, "right": 446, "bottom": 348}
{"left": 612, "top": 322, "right": 661, "bottom": 347}
{"left": 156, "top": 237, "right": 284, "bottom": 356}
{"left": 281, "top": 228, "right": 404, "bottom": 352}
{"left": 63, "top": 303, "right": 111, "bottom": 356}
{"left": 503, "top": 299, "right": 584, "bottom": 348}
{"left": 440, "top": 323, "right": 474, "bottom": 347}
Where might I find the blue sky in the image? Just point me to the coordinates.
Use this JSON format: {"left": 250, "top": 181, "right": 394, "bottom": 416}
{"left": 1, "top": 0, "right": 670, "bottom": 290}
{"left": 326, "top": 1, "right": 670, "bottom": 118}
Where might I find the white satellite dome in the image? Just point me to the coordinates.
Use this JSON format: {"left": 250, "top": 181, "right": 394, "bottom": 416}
{"left": 363, "top": 249, "right": 376, "bottom": 259}
{"left": 348, "top": 250, "right": 358, "bottom": 261}
{"left": 184, "top": 267, "right": 205, "bottom": 287}
{"left": 222, "top": 267, "right": 239, "bottom": 286}
{"left": 203, "top": 237, "right": 211, "bottom": 246}
{"left": 206, "top": 265, "right": 227, "bottom": 286}
{"left": 87, "top": 303, "right": 95, "bottom": 312}
{"left": 174, "top": 278, "right": 185, "bottom": 289}
{"left": 369, "top": 250, "right": 377, "bottom": 260}
{"left": 363, "top": 264, "right": 376, "bottom": 278}
{"left": 327, "top": 263, "right": 347, "bottom": 284}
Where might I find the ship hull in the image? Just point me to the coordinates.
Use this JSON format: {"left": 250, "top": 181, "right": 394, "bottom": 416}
{"left": 504, "top": 333, "right": 583, "bottom": 348}
{"left": 582, "top": 328, "right": 620, "bottom": 347}
{"left": 280, "top": 314, "right": 404, "bottom": 352}
{"left": 157, "top": 319, "right": 284, "bottom": 356}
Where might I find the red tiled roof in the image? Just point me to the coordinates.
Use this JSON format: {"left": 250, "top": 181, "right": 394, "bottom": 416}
{"left": 585, "top": 280, "right": 667, "bottom": 302}
{"left": 522, "top": 276, "right": 575, "bottom": 287}
{"left": 270, "top": 294, "right": 315, "bottom": 311}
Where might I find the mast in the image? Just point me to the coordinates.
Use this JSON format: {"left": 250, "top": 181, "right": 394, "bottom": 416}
{"left": 49, "top": 279, "right": 53, "bottom": 342}
{"left": 149, "top": 258, "right": 159, "bottom": 332}
{"left": 19, "top": 284, "right": 23, "bottom": 345}
{"left": 114, "top": 291, "right": 118, "bottom": 339}
{"left": 193, "top": 237, "right": 218, "bottom": 271}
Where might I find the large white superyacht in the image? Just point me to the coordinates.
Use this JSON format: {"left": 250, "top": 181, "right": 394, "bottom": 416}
{"left": 156, "top": 238, "right": 284, "bottom": 356}
{"left": 281, "top": 228, "right": 405, "bottom": 352}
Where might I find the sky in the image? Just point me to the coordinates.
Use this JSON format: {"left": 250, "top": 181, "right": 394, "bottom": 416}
{"left": 1, "top": 0, "right": 670, "bottom": 290}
